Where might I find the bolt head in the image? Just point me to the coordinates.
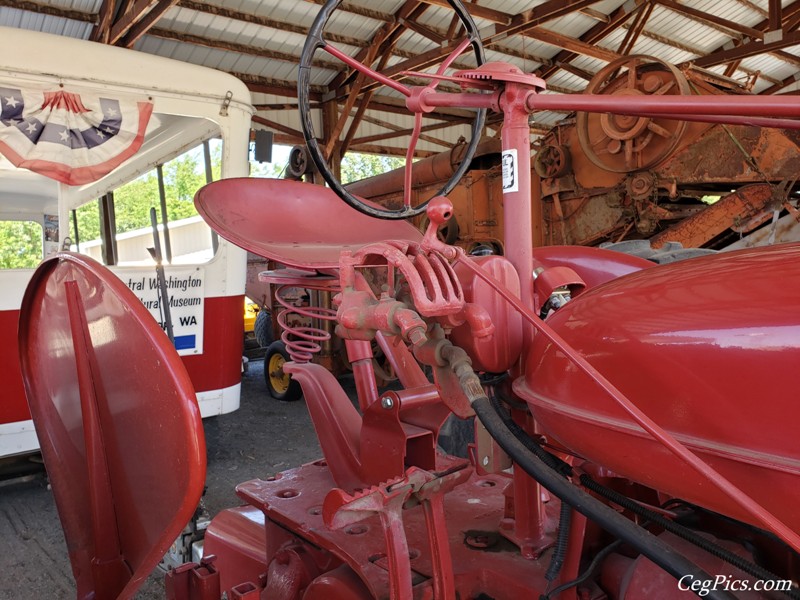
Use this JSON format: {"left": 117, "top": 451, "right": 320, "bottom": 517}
{"left": 381, "top": 396, "right": 394, "bottom": 409}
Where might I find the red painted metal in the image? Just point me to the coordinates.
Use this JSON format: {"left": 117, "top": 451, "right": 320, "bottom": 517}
{"left": 0, "top": 309, "right": 30, "bottom": 424}
{"left": 236, "top": 461, "right": 556, "bottom": 600}
{"left": 23, "top": 4, "right": 800, "bottom": 597}
{"left": 165, "top": 557, "right": 221, "bottom": 600}
{"left": 1, "top": 296, "right": 241, "bottom": 430}
{"left": 323, "top": 42, "right": 412, "bottom": 98}
{"left": 181, "top": 294, "right": 244, "bottom": 392}
{"left": 527, "top": 92, "right": 800, "bottom": 122}
{"left": 450, "top": 255, "right": 523, "bottom": 374}
{"left": 455, "top": 247, "right": 800, "bottom": 551}
{"left": 531, "top": 245, "right": 653, "bottom": 290}
{"left": 194, "top": 178, "right": 421, "bottom": 272}
{"left": 601, "top": 532, "right": 764, "bottom": 600}
{"left": 18, "top": 252, "right": 206, "bottom": 599}
{"left": 516, "top": 244, "right": 800, "bottom": 543}
{"left": 202, "top": 507, "right": 268, "bottom": 597}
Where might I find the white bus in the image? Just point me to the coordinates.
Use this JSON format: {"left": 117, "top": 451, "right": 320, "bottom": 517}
{"left": 0, "top": 26, "right": 254, "bottom": 457}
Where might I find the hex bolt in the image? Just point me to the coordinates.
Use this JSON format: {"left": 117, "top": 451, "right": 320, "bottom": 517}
{"left": 381, "top": 396, "right": 394, "bottom": 409}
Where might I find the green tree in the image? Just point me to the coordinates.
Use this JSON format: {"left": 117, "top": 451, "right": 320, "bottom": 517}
{"left": 341, "top": 152, "right": 406, "bottom": 184}
{"left": 71, "top": 146, "right": 219, "bottom": 246}
{"left": 0, "top": 221, "right": 42, "bottom": 269}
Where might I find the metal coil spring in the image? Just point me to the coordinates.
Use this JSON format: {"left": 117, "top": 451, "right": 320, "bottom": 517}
{"left": 275, "top": 284, "right": 337, "bottom": 363}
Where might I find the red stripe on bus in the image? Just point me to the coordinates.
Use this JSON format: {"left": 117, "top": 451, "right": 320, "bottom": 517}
{"left": 0, "top": 294, "right": 244, "bottom": 426}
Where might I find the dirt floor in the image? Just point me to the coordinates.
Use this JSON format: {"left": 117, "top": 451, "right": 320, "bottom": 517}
{"left": 0, "top": 357, "right": 323, "bottom": 599}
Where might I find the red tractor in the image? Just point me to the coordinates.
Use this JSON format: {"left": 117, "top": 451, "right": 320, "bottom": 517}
{"left": 16, "top": 1, "right": 800, "bottom": 599}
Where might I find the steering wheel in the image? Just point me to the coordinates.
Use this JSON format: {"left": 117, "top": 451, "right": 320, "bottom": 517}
{"left": 298, "top": 0, "right": 487, "bottom": 220}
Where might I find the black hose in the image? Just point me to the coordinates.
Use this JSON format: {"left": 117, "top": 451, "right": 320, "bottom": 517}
{"left": 493, "top": 384, "right": 531, "bottom": 413}
{"left": 472, "top": 396, "right": 736, "bottom": 600}
{"left": 545, "top": 500, "right": 573, "bottom": 583}
{"left": 541, "top": 540, "right": 623, "bottom": 600}
{"left": 489, "top": 394, "right": 571, "bottom": 476}
{"left": 579, "top": 475, "right": 800, "bottom": 600}
{"left": 489, "top": 396, "right": 572, "bottom": 583}
{"left": 489, "top": 391, "right": 797, "bottom": 598}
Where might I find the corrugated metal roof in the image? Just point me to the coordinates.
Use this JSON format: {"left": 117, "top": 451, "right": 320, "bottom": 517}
{"left": 3, "top": 0, "right": 800, "bottom": 155}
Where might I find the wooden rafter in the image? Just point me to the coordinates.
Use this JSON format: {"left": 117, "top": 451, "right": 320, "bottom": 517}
{"left": 631, "top": 26, "right": 783, "bottom": 85}
{"left": 179, "top": 0, "right": 368, "bottom": 48}
{"left": 91, "top": 0, "right": 113, "bottom": 42}
{"left": 324, "top": 43, "right": 381, "bottom": 157}
{"left": 761, "top": 72, "right": 800, "bottom": 94}
{"left": 417, "top": 0, "right": 510, "bottom": 24}
{"left": 694, "top": 30, "right": 800, "bottom": 67}
{"left": 121, "top": 0, "right": 179, "bottom": 47}
{"left": 617, "top": 1, "right": 653, "bottom": 56}
{"left": 252, "top": 115, "right": 305, "bottom": 139}
{"left": 108, "top": 0, "right": 158, "bottom": 45}
{"left": 692, "top": 0, "right": 800, "bottom": 78}
{"left": 769, "top": 0, "right": 782, "bottom": 32}
{"left": 351, "top": 114, "right": 462, "bottom": 147}
{"left": 483, "top": 0, "right": 604, "bottom": 45}
{"left": 400, "top": 15, "right": 447, "bottom": 44}
{"left": 0, "top": 0, "right": 94, "bottom": 23}
{"left": 536, "top": 1, "right": 643, "bottom": 80}
{"left": 340, "top": 44, "right": 399, "bottom": 156}
{"left": 233, "top": 72, "right": 325, "bottom": 100}
{"left": 327, "top": 0, "right": 424, "bottom": 92}
{"left": 303, "top": 0, "right": 396, "bottom": 23}
{"left": 147, "top": 28, "right": 343, "bottom": 72}
{"left": 7, "top": 0, "right": 800, "bottom": 110}
{"left": 657, "top": 0, "right": 763, "bottom": 39}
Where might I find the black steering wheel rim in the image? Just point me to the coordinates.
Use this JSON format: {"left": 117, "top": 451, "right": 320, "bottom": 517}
{"left": 298, "top": 0, "right": 487, "bottom": 220}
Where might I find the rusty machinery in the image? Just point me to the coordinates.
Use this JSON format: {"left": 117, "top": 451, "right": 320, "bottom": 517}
{"left": 352, "top": 56, "right": 800, "bottom": 255}
{"left": 17, "top": 1, "right": 800, "bottom": 600}
{"left": 536, "top": 56, "right": 800, "bottom": 250}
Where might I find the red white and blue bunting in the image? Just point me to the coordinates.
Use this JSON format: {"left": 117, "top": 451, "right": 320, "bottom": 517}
{"left": 0, "top": 82, "right": 153, "bottom": 185}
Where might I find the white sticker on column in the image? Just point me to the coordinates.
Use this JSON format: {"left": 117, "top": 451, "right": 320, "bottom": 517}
{"left": 502, "top": 148, "right": 518, "bottom": 193}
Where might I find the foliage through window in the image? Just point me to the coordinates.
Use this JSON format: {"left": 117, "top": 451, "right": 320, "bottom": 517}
{"left": 72, "top": 145, "right": 221, "bottom": 244}
{"left": 0, "top": 221, "right": 43, "bottom": 269}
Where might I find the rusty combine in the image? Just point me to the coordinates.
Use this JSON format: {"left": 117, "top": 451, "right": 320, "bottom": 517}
{"left": 349, "top": 56, "right": 800, "bottom": 255}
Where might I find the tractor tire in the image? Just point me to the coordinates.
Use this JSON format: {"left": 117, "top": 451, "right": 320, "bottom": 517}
{"left": 264, "top": 341, "right": 302, "bottom": 402}
{"left": 253, "top": 308, "right": 273, "bottom": 348}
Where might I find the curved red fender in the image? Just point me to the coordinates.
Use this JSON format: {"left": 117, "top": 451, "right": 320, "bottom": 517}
{"left": 18, "top": 252, "right": 206, "bottom": 600}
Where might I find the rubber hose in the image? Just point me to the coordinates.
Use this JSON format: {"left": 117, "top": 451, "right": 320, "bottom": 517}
{"left": 545, "top": 500, "right": 572, "bottom": 582}
{"left": 579, "top": 475, "right": 800, "bottom": 600}
{"left": 492, "top": 391, "right": 794, "bottom": 598}
{"left": 489, "top": 394, "right": 571, "bottom": 476}
{"left": 472, "top": 396, "right": 736, "bottom": 600}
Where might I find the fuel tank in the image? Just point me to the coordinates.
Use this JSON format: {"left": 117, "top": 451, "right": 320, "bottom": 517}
{"left": 513, "top": 243, "right": 800, "bottom": 532}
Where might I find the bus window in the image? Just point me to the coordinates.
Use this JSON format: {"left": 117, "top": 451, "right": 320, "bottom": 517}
{"left": 73, "top": 142, "right": 222, "bottom": 267}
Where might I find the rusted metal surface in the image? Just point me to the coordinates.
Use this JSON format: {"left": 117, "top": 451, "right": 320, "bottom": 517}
{"left": 536, "top": 58, "right": 800, "bottom": 248}
{"left": 352, "top": 57, "right": 800, "bottom": 252}
{"left": 650, "top": 183, "right": 777, "bottom": 248}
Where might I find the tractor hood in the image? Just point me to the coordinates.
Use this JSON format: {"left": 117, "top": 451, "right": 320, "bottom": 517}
{"left": 514, "top": 242, "right": 800, "bottom": 532}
